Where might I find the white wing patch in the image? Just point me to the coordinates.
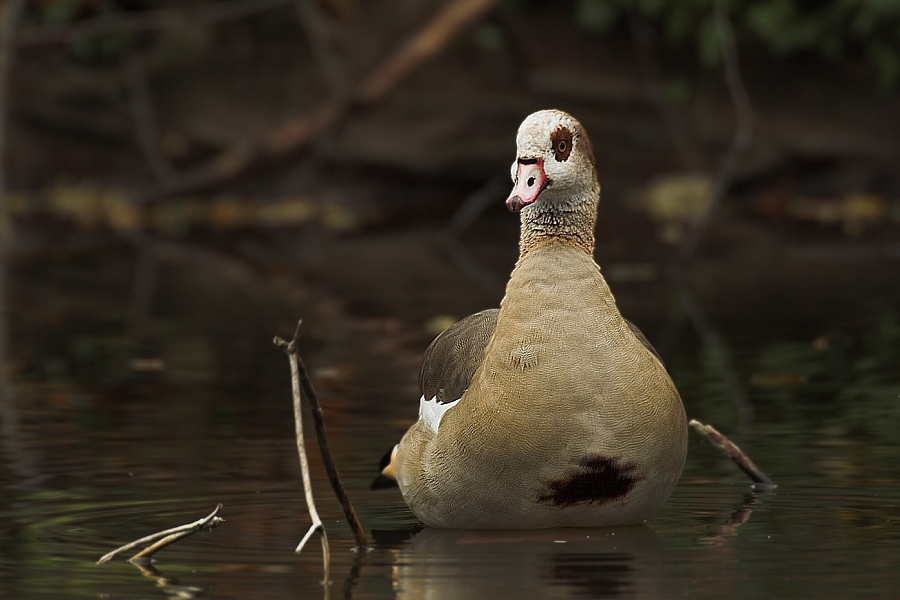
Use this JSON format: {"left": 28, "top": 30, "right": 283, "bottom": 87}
{"left": 419, "top": 395, "right": 460, "bottom": 432}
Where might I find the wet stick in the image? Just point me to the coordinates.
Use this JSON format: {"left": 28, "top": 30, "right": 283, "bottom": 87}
{"left": 689, "top": 420, "right": 776, "bottom": 489}
{"left": 274, "top": 320, "right": 368, "bottom": 550}
{"left": 96, "top": 504, "right": 224, "bottom": 565}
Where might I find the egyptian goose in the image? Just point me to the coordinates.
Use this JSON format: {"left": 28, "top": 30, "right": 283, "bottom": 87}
{"left": 373, "top": 109, "right": 688, "bottom": 528}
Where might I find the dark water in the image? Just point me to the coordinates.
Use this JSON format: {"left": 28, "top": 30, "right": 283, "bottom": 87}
{"left": 2, "top": 224, "right": 899, "bottom": 599}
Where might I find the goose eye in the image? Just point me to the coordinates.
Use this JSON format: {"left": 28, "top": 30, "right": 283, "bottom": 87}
{"left": 550, "top": 126, "right": 573, "bottom": 161}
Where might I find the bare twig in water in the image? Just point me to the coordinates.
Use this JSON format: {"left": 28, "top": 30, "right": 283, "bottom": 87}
{"left": 274, "top": 321, "right": 368, "bottom": 550}
{"left": 689, "top": 420, "right": 775, "bottom": 489}
{"left": 274, "top": 320, "right": 329, "bottom": 557}
{"left": 97, "top": 504, "right": 225, "bottom": 565}
{"left": 16, "top": 0, "right": 294, "bottom": 48}
{"left": 142, "top": 0, "right": 495, "bottom": 201}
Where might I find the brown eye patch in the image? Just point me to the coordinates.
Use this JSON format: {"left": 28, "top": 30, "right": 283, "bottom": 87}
{"left": 550, "top": 126, "right": 573, "bottom": 162}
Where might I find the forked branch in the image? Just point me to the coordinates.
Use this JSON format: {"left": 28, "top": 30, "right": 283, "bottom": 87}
{"left": 97, "top": 504, "right": 224, "bottom": 565}
{"left": 274, "top": 320, "right": 368, "bottom": 550}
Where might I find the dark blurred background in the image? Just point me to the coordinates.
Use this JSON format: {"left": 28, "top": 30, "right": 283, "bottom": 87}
{"left": 3, "top": 0, "right": 898, "bottom": 361}
{"left": 1, "top": 2, "right": 899, "bottom": 597}
{"left": 2, "top": 0, "right": 899, "bottom": 446}
{"left": 2, "top": 0, "right": 900, "bottom": 465}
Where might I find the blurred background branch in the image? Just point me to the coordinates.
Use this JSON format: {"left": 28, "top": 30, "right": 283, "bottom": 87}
{"left": 17, "top": 0, "right": 294, "bottom": 48}
{"left": 0, "top": 0, "right": 25, "bottom": 395}
{"left": 0, "top": 0, "right": 41, "bottom": 489}
{"left": 659, "top": 0, "right": 755, "bottom": 423}
{"left": 142, "top": 0, "right": 495, "bottom": 201}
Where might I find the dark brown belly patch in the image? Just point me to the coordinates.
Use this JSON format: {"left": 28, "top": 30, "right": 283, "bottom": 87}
{"left": 536, "top": 455, "right": 642, "bottom": 507}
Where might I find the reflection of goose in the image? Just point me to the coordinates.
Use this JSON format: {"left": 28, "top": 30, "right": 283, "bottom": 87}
{"left": 131, "top": 562, "right": 204, "bottom": 599}
{"left": 374, "top": 110, "right": 688, "bottom": 528}
{"left": 390, "top": 526, "right": 684, "bottom": 600}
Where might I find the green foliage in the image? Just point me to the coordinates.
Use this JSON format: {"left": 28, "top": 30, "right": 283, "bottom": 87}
{"left": 34, "top": 0, "right": 142, "bottom": 62}
{"left": 572, "top": 0, "right": 900, "bottom": 89}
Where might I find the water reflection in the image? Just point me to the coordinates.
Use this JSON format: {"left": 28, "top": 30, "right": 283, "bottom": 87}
{"left": 385, "top": 527, "right": 684, "bottom": 600}
{"left": 130, "top": 561, "right": 205, "bottom": 599}
{"left": 0, "top": 384, "right": 45, "bottom": 491}
{"left": 698, "top": 490, "right": 771, "bottom": 546}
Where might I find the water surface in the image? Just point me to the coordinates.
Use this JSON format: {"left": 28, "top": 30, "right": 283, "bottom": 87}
{"left": 2, "top": 223, "right": 899, "bottom": 599}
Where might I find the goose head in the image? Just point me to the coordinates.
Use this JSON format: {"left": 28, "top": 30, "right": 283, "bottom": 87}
{"left": 506, "top": 110, "right": 599, "bottom": 255}
{"left": 506, "top": 109, "right": 597, "bottom": 213}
